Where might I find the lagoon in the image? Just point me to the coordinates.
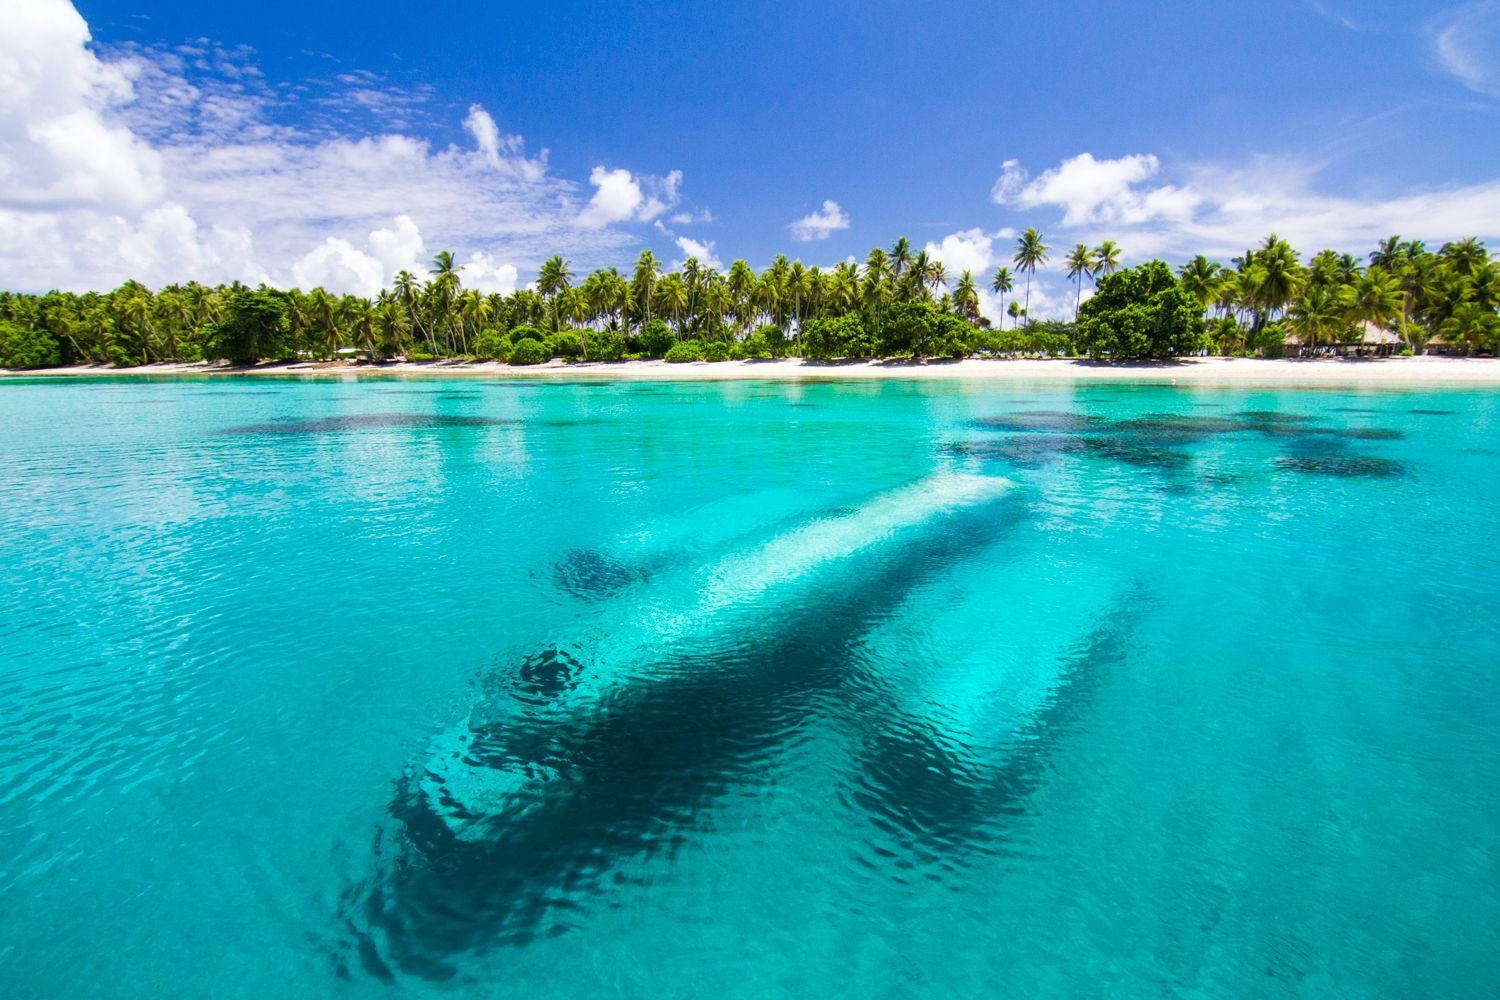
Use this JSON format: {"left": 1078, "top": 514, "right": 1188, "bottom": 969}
{"left": 0, "top": 376, "right": 1497, "bottom": 997}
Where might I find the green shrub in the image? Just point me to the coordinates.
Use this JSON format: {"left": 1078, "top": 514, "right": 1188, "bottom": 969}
{"left": 638, "top": 319, "right": 675, "bottom": 358}
{"left": 508, "top": 339, "right": 549, "bottom": 365}
{"left": 0, "top": 321, "right": 62, "bottom": 369}
{"left": 545, "top": 331, "right": 582, "bottom": 359}
{"left": 584, "top": 329, "right": 627, "bottom": 361}
{"left": 702, "top": 341, "right": 731, "bottom": 362}
{"left": 664, "top": 340, "right": 705, "bottom": 363}
{"left": 878, "top": 302, "right": 976, "bottom": 359}
{"left": 739, "top": 333, "right": 775, "bottom": 360}
{"left": 472, "top": 328, "right": 511, "bottom": 360}
{"left": 1252, "top": 322, "right": 1287, "bottom": 358}
{"left": 206, "top": 290, "right": 289, "bottom": 365}
{"left": 802, "top": 313, "right": 876, "bottom": 360}
{"left": 752, "top": 324, "right": 788, "bottom": 357}
{"left": 508, "top": 325, "right": 544, "bottom": 346}
{"left": 1075, "top": 261, "right": 1206, "bottom": 359}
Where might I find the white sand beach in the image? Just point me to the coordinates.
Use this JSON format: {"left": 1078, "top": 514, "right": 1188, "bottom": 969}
{"left": 7, "top": 356, "right": 1500, "bottom": 386}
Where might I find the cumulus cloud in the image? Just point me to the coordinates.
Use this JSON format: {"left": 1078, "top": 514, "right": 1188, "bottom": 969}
{"left": 576, "top": 166, "right": 643, "bottom": 229}
{"left": 995, "top": 152, "right": 1201, "bottom": 227}
{"left": 1, "top": 0, "right": 164, "bottom": 209}
{"left": 673, "top": 235, "right": 721, "bottom": 270}
{"left": 464, "top": 251, "right": 519, "bottom": 295}
{"left": 576, "top": 166, "right": 681, "bottom": 229}
{"left": 788, "top": 200, "right": 850, "bottom": 241}
{"left": 0, "top": 0, "right": 684, "bottom": 294}
{"left": 992, "top": 150, "right": 1500, "bottom": 260}
{"left": 921, "top": 227, "right": 1015, "bottom": 281}
{"left": 1428, "top": 2, "right": 1500, "bottom": 99}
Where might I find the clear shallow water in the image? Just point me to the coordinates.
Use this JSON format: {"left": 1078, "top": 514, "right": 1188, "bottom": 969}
{"left": 0, "top": 375, "right": 1497, "bottom": 998}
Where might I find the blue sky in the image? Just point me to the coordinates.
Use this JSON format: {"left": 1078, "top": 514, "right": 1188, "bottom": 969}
{"left": 5, "top": 0, "right": 1499, "bottom": 316}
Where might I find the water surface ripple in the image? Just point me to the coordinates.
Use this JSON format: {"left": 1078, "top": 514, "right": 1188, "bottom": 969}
{"left": 0, "top": 376, "right": 1497, "bottom": 998}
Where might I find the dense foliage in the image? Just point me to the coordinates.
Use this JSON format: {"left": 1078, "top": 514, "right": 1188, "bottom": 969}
{"left": 1075, "top": 262, "right": 1207, "bottom": 359}
{"left": 0, "top": 232, "right": 1495, "bottom": 369}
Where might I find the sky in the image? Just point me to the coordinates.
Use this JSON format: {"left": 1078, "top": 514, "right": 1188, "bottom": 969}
{"left": 3, "top": 0, "right": 1500, "bottom": 319}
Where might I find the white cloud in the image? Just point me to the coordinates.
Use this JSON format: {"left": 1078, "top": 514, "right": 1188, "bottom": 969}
{"left": 788, "top": 199, "right": 850, "bottom": 241}
{"left": 1428, "top": 2, "right": 1500, "bottom": 98}
{"left": 673, "top": 236, "right": 721, "bottom": 270}
{"left": 996, "top": 152, "right": 1202, "bottom": 227}
{"left": 1, "top": 0, "right": 164, "bottom": 209}
{"left": 922, "top": 227, "right": 1014, "bottom": 281}
{"left": 292, "top": 236, "right": 385, "bottom": 294}
{"left": 464, "top": 251, "right": 518, "bottom": 295}
{"left": 0, "top": 0, "right": 684, "bottom": 294}
{"left": 576, "top": 165, "right": 681, "bottom": 229}
{"left": 576, "top": 166, "right": 643, "bottom": 229}
{"left": 638, "top": 169, "right": 681, "bottom": 222}
{"left": 990, "top": 159, "right": 1028, "bottom": 205}
{"left": 463, "top": 104, "right": 502, "bottom": 166}
{"left": 670, "top": 208, "right": 714, "bottom": 225}
{"left": 991, "top": 150, "right": 1500, "bottom": 261}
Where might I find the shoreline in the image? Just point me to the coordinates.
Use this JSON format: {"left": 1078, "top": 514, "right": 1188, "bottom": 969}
{"left": 5, "top": 356, "right": 1500, "bottom": 387}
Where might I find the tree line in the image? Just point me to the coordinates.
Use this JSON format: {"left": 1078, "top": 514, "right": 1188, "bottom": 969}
{"left": 0, "top": 231, "right": 1495, "bottom": 367}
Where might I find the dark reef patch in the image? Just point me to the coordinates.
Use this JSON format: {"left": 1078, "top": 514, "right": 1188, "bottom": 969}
{"left": 552, "top": 548, "right": 644, "bottom": 599}
{"left": 958, "top": 407, "right": 1404, "bottom": 479}
{"left": 1275, "top": 455, "right": 1406, "bottom": 478}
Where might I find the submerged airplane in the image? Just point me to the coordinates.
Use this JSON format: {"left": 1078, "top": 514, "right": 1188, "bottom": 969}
{"left": 339, "top": 471, "right": 1135, "bottom": 980}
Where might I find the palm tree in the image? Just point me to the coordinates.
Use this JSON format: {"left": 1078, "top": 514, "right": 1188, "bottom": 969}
{"left": 1342, "top": 267, "right": 1403, "bottom": 344}
{"left": 308, "top": 288, "right": 340, "bottom": 359}
{"left": 925, "top": 257, "right": 947, "bottom": 297}
{"left": 1178, "top": 255, "right": 1223, "bottom": 312}
{"left": 952, "top": 270, "right": 980, "bottom": 323}
{"left": 537, "top": 254, "right": 577, "bottom": 353}
{"left": 1012, "top": 228, "right": 1049, "bottom": 324}
{"left": 1441, "top": 237, "right": 1488, "bottom": 277}
{"left": 829, "top": 261, "right": 860, "bottom": 315}
{"left": 1246, "top": 234, "right": 1302, "bottom": 328}
{"left": 888, "top": 237, "right": 912, "bottom": 279}
{"left": 657, "top": 274, "right": 690, "bottom": 334}
{"left": 863, "top": 247, "right": 890, "bottom": 288}
{"left": 1287, "top": 282, "right": 1341, "bottom": 353}
{"left": 1370, "top": 235, "right": 1404, "bottom": 271}
{"left": 427, "top": 251, "right": 463, "bottom": 353}
{"left": 990, "top": 266, "right": 1014, "bottom": 327}
{"left": 392, "top": 270, "right": 432, "bottom": 353}
{"left": 726, "top": 259, "right": 756, "bottom": 335}
{"left": 631, "top": 250, "right": 661, "bottom": 324}
{"left": 1064, "top": 243, "right": 1094, "bottom": 319}
{"left": 788, "top": 259, "right": 808, "bottom": 338}
{"left": 1092, "top": 240, "right": 1122, "bottom": 277}
{"left": 1440, "top": 300, "right": 1500, "bottom": 354}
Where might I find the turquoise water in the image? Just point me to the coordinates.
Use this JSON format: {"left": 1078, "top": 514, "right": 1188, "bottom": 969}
{"left": 0, "top": 375, "right": 1497, "bottom": 998}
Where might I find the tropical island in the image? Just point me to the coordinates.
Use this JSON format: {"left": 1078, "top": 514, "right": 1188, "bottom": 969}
{"left": 2, "top": 231, "right": 1497, "bottom": 377}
